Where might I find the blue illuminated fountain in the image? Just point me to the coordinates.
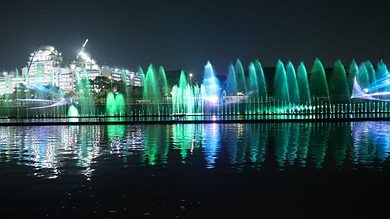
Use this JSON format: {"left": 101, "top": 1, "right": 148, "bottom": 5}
{"left": 225, "top": 64, "right": 237, "bottom": 96}
{"left": 170, "top": 61, "right": 220, "bottom": 115}
{"left": 202, "top": 61, "right": 220, "bottom": 105}
{"left": 352, "top": 61, "right": 390, "bottom": 101}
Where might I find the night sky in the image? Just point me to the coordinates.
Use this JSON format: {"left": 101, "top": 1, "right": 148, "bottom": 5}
{"left": 0, "top": 0, "right": 389, "bottom": 74}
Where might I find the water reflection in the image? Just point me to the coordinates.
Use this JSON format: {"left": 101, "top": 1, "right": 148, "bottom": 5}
{"left": 352, "top": 122, "right": 390, "bottom": 166}
{"left": 142, "top": 125, "right": 169, "bottom": 165}
{"left": 203, "top": 123, "right": 220, "bottom": 168}
{"left": 0, "top": 122, "right": 389, "bottom": 178}
{"left": 0, "top": 125, "right": 102, "bottom": 178}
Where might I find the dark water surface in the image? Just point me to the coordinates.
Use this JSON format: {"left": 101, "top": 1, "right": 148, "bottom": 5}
{"left": 0, "top": 122, "right": 389, "bottom": 218}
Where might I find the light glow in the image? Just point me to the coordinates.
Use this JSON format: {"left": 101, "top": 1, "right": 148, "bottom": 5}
{"left": 352, "top": 73, "right": 390, "bottom": 101}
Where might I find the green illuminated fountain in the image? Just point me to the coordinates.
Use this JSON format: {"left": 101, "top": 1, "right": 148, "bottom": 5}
{"left": 116, "top": 93, "right": 125, "bottom": 115}
{"left": 357, "top": 63, "right": 370, "bottom": 89}
{"left": 235, "top": 59, "right": 247, "bottom": 95}
{"left": 273, "top": 60, "right": 290, "bottom": 102}
{"left": 68, "top": 104, "right": 80, "bottom": 117}
{"left": 254, "top": 60, "right": 267, "bottom": 99}
{"left": 247, "top": 62, "right": 259, "bottom": 97}
{"left": 365, "top": 61, "right": 376, "bottom": 84}
{"left": 173, "top": 72, "right": 183, "bottom": 113}
{"left": 143, "top": 64, "right": 161, "bottom": 101}
{"left": 106, "top": 92, "right": 117, "bottom": 116}
{"left": 171, "top": 71, "right": 203, "bottom": 115}
{"left": 329, "top": 60, "right": 350, "bottom": 103}
{"left": 75, "top": 68, "right": 95, "bottom": 116}
{"left": 297, "top": 62, "right": 311, "bottom": 104}
{"left": 158, "top": 66, "right": 169, "bottom": 99}
{"left": 246, "top": 61, "right": 266, "bottom": 114}
{"left": 348, "top": 60, "right": 359, "bottom": 91}
{"left": 309, "top": 58, "right": 329, "bottom": 102}
{"left": 106, "top": 92, "right": 126, "bottom": 116}
{"left": 286, "top": 61, "right": 299, "bottom": 104}
{"left": 143, "top": 64, "right": 161, "bottom": 115}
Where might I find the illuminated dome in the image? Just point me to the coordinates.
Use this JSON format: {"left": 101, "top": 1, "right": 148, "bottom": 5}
{"left": 77, "top": 48, "right": 97, "bottom": 65}
{"left": 29, "top": 45, "right": 63, "bottom": 63}
{"left": 38, "top": 45, "right": 55, "bottom": 51}
{"left": 79, "top": 50, "right": 92, "bottom": 59}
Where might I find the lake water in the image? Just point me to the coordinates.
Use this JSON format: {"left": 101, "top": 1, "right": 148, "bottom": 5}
{"left": 0, "top": 122, "right": 389, "bottom": 218}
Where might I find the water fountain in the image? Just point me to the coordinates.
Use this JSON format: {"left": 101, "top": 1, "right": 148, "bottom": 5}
{"left": 254, "top": 60, "right": 267, "bottom": 99}
{"left": 329, "top": 60, "right": 350, "bottom": 103}
{"left": 235, "top": 59, "right": 247, "bottom": 95}
{"left": 349, "top": 60, "right": 359, "bottom": 92}
{"left": 75, "top": 68, "right": 95, "bottom": 116}
{"left": 366, "top": 61, "right": 376, "bottom": 84}
{"left": 225, "top": 64, "right": 237, "bottom": 96}
{"left": 143, "top": 64, "right": 161, "bottom": 115}
{"left": 116, "top": 93, "right": 125, "bottom": 116}
{"left": 273, "top": 60, "right": 289, "bottom": 102}
{"left": 3, "top": 57, "right": 390, "bottom": 121}
{"left": 247, "top": 62, "right": 259, "bottom": 97}
{"left": 171, "top": 71, "right": 193, "bottom": 114}
{"left": 357, "top": 63, "right": 370, "bottom": 89}
{"left": 202, "top": 61, "right": 220, "bottom": 104}
{"left": 106, "top": 92, "right": 126, "bottom": 116}
{"left": 376, "top": 61, "right": 388, "bottom": 80}
{"left": 310, "top": 59, "right": 330, "bottom": 102}
{"left": 106, "top": 92, "right": 117, "bottom": 116}
{"left": 68, "top": 104, "right": 79, "bottom": 117}
{"left": 297, "top": 62, "right": 310, "bottom": 104}
{"left": 158, "top": 66, "right": 169, "bottom": 99}
{"left": 286, "top": 61, "right": 299, "bottom": 104}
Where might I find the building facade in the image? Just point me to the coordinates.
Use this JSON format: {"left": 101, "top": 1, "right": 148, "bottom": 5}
{"left": 22, "top": 45, "right": 72, "bottom": 90}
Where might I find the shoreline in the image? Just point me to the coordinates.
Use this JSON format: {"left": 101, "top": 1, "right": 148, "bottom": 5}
{"left": 1, "top": 116, "right": 390, "bottom": 126}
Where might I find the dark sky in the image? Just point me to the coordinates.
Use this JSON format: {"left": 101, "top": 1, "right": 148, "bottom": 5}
{"left": 0, "top": 0, "right": 389, "bottom": 74}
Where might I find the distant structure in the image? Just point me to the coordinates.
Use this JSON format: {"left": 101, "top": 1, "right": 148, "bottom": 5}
{"left": 0, "top": 41, "right": 143, "bottom": 95}
{"left": 69, "top": 39, "right": 101, "bottom": 80}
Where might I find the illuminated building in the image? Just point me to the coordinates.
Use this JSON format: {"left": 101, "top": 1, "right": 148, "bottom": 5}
{"left": 70, "top": 45, "right": 101, "bottom": 80}
{"left": 23, "top": 45, "right": 73, "bottom": 89}
{"left": 0, "top": 42, "right": 143, "bottom": 96}
{"left": 0, "top": 71, "right": 14, "bottom": 94}
{"left": 0, "top": 70, "right": 24, "bottom": 95}
{"left": 101, "top": 65, "right": 142, "bottom": 86}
